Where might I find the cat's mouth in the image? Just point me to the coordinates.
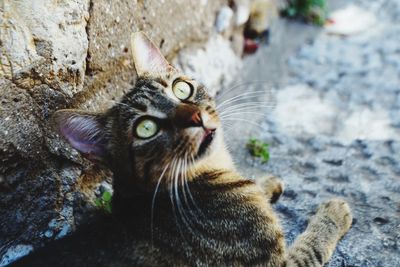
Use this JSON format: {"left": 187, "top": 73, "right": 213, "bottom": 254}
{"left": 197, "top": 128, "right": 216, "bottom": 157}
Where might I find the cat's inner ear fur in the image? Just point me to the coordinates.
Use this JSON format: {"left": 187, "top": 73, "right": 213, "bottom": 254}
{"left": 130, "top": 31, "right": 175, "bottom": 76}
{"left": 53, "top": 110, "right": 108, "bottom": 162}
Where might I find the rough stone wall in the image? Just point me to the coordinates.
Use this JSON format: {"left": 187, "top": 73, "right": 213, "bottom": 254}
{"left": 0, "top": 0, "right": 282, "bottom": 264}
{"left": 0, "top": 0, "right": 228, "bottom": 264}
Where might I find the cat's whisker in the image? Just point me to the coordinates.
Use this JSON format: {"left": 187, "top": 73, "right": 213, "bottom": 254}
{"left": 220, "top": 112, "right": 270, "bottom": 121}
{"left": 183, "top": 154, "right": 206, "bottom": 220}
{"left": 168, "top": 158, "right": 186, "bottom": 240}
{"left": 173, "top": 159, "right": 188, "bottom": 228}
{"left": 220, "top": 118, "right": 266, "bottom": 129}
{"left": 218, "top": 81, "right": 268, "bottom": 97}
{"left": 171, "top": 140, "right": 187, "bottom": 159}
{"left": 174, "top": 160, "right": 183, "bottom": 224}
{"left": 216, "top": 90, "right": 273, "bottom": 110}
{"left": 220, "top": 106, "right": 273, "bottom": 116}
{"left": 221, "top": 121, "right": 235, "bottom": 130}
{"left": 219, "top": 105, "right": 275, "bottom": 115}
{"left": 217, "top": 89, "right": 271, "bottom": 103}
{"left": 180, "top": 155, "right": 203, "bottom": 226}
{"left": 150, "top": 162, "right": 170, "bottom": 247}
{"left": 168, "top": 158, "right": 177, "bottom": 214}
{"left": 219, "top": 108, "right": 274, "bottom": 118}
{"left": 180, "top": 155, "right": 191, "bottom": 213}
{"left": 218, "top": 102, "right": 275, "bottom": 114}
{"left": 171, "top": 158, "right": 194, "bottom": 240}
{"left": 217, "top": 94, "right": 275, "bottom": 111}
{"left": 218, "top": 92, "right": 270, "bottom": 104}
{"left": 216, "top": 80, "right": 272, "bottom": 101}
{"left": 218, "top": 106, "right": 274, "bottom": 119}
{"left": 222, "top": 114, "right": 269, "bottom": 159}
{"left": 219, "top": 109, "right": 273, "bottom": 118}
{"left": 180, "top": 155, "right": 194, "bottom": 215}
{"left": 217, "top": 90, "right": 266, "bottom": 108}
{"left": 182, "top": 153, "right": 207, "bottom": 235}
{"left": 174, "top": 158, "right": 200, "bottom": 238}
{"left": 220, "top": 115, "right": 267, "bottom": 121}
{"left": 220, "top": 100, "right": 276, "bottom": 108}
{"left": 185, "top": 155, "right": 212, "bottom": 233}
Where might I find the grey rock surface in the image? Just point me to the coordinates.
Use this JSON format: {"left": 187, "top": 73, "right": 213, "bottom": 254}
{"left": 175, "top": 34, "right": 243, "bottom": 97}
{"left": 219, "top": 1, "right": 400, "bottom": 266}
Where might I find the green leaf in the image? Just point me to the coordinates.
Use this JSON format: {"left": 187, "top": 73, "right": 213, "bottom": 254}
{"left": 102, "top": 191, "right": 112, "bottom": 202}
{"left": 246, "top": 137, "right": 270, "bottom": 163}
{"left": 284, "top": 0, "right": 327, "bottom": 26}
{"left": 95, "top": 190, "right": 113, "bottom": 213}
{"left": 95, "top": 199, "right": 102, "bottom": 207}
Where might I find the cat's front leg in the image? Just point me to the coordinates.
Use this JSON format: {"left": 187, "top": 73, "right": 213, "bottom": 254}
{"left": 256, "top": 175, "right": 284, "bottom": 204}
{"left": 285, "top": 198, "right": 352, "bottom": 266}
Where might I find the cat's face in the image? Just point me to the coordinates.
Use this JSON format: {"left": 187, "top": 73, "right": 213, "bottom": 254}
{"left": 54, "top": 32, "right": 224, "bottom": 194}
{"left": 121, "top": 73, "right": 220, "bottom": 161}
{"left": 107, "top": 72, "right": 222, "bottom": 191}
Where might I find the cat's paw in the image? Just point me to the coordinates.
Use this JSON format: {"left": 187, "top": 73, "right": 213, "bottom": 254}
{"left": 316, "top": 198, "right": 353, "bottom": 238}
{"left": 257, "top": 175, "right": 284, "bottom": 204}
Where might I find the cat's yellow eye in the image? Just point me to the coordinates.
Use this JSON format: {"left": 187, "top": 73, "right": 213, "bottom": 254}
{"left": 136, "top": 119, "right": 158, "bottom": 139}
{"left": 173, "top": 81, "right": 192, "bottom": 100}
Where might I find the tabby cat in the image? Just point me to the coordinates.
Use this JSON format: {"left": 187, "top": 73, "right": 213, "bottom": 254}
{"left": 12, "top": 32, "right": 352, "bottom": 267}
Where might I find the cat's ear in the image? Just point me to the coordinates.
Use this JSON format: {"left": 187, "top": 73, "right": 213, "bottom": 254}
{"left": 130, "top": 31, "right": 175, "bottom": 76}
{"left": 53, "top": 110, "right": 109, "bottom": 162}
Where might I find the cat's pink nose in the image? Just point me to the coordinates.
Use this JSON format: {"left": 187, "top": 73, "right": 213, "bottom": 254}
{"left": 189, "top": 110, "right": 202, "bottom": 126}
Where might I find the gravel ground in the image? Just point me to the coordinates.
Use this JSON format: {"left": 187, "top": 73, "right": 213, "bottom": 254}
{"left": 219, "top": 1, "right": 400, "bottom": 266}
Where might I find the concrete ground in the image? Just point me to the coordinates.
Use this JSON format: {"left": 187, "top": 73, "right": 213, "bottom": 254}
{"left": 218, "top": 1, "right": 400, "bottom": 266}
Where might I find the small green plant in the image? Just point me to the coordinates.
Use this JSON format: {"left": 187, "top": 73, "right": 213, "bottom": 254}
{"left": 95, "top": 191, "right": 112, "bottom": 214}
{"left": 246, "top": 138, "right": 270, "bottom": 163}
{"left": 284, "top": 0, "right": 327, "bottom": 26}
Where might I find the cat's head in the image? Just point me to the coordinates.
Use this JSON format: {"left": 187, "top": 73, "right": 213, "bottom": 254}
{"left": 54, "top": 32, "right": 230, "bottom": 196}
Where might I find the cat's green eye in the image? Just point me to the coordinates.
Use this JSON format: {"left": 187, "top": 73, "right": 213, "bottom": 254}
{"left": 136, "top": 119, "right": 158, "bottom": 139}
{"left": 173, "top": 81, "right": 192, "bottom": 100}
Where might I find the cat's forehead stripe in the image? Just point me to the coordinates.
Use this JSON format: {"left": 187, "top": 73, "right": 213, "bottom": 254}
{"left": 122, "top": 86, "right": 175, "bottom": 117}
{"left": 154, "top": 78, "right": 168, "bottom": 88}
{"left": 131, "top": 101, "right": 147, "bottom": 112}
{"left": 143, "top": 81, "right": 163, "bottom": 91}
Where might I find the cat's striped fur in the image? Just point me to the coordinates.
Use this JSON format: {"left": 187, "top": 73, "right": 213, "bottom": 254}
{"left": 12, "top": 32, "right": 352, "bottom": 267}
